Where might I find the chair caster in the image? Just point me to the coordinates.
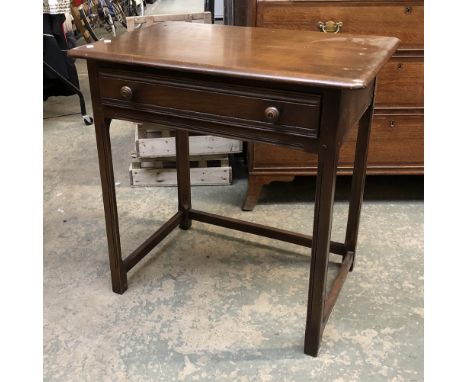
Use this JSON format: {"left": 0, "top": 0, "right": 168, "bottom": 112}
{"left": 83, "top": 115, "right": 94, "bottom": 125}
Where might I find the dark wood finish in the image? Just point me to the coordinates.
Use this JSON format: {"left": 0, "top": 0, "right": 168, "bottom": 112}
{"left": 323, "top": 251, "right": 354, "bottom": 324}
{"left": 88, "top": 60, "right": 128, "bottom": 295}
{"left": 123, "top": 212, "right": 183, "bottom": 271}
{"left": 345, "top": 94, "right": 375, "bottom": 271}
{"left": 176, "top": 130, "right": 192, "bottom": 229}
{"left": 69, "top": 23, "right": 397, "bottom": 356}
{"left": 224, "top": 0, "right": 234, "bottom": 25}
{"left": 230, "top": 0, "right": 248, "bottom": 26}
{"left": 119, "top": 85, "right": 133, "bottom": 100}
{"left": 70, "top": 22, "right": 397, "bottom": 89}
{"left": 98, "top": 71, "right": 322, "bottom": 133}
{"left": 304, "top": 89, "right": 341, "bottom": 356}
{"left": 189, "top": 209, "right": 347, "bottom": 255}
{"left": 243, "top": 0, "right": 424, "bottom": 210}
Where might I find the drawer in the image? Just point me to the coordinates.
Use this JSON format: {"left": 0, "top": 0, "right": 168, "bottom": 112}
{"left": 376, "top": 57, "right": 424, "bottom": 108}
{"left": 251, "top": 114, "right": 424, "bottom": 171}
{"left": 343, "top": 114, "right": 424, "bottom": 166}
{"left": 257, "top": 1, "right": 424, "bottom": 50}
{"left": 99, "top": 72, "right": 321, "bottom": 133}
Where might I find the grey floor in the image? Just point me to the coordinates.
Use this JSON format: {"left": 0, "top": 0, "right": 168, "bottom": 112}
{"left": 43, "top": 10, "right": 424, "bottom": 382}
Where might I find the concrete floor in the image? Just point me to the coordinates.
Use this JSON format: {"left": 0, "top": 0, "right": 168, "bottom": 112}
{"left": 43, "top": 29, "right": 423, "bottom": 382}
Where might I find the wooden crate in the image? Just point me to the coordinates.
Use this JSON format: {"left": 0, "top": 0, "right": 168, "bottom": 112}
{"left": 135, "top": 123, "right": 243, "bottom": 159}
{"left": 129, "top": 156, "right": 232, "bottom": 187}
{"left": 126, "top": 12, "right": 239, "bottom": 187}
{"left": 126, "top": 12, "right": 212, "bottom": 32}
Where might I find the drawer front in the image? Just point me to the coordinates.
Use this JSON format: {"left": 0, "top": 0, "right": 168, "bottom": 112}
{"left": 99, "top": 73, "right": 321, "bottom": 134}
{"left": 342, "top": 114, "right": 424, "bottom": 167}
{"left": 376, "top": 57, "right": 424, "bottom": 108}
{"left": 252, "top": 114, "right": 424, "bottom": 171}
{"left": 257, "top": 1, "right": 424, "bottom": 50}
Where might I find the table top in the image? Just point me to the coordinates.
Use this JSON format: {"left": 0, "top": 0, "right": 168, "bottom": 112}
{"left": 69, "top": 22, "right": 399, "bottom": 89}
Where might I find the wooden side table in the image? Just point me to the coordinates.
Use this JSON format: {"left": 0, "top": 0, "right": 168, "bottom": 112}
{"left": 69, "top": 23, "right": 399, "bottom": 356}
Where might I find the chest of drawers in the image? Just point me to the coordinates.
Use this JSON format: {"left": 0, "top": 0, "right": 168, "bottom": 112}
{"left": 241, "top": 0, "right": 424, "bottom": 210}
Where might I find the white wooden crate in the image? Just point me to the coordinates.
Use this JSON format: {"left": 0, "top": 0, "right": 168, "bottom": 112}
{"left": 135, "top": 123, "right": 243, "bottom": 159}
{"left": 129, "top": 156, "right": 232, "bottom": 187}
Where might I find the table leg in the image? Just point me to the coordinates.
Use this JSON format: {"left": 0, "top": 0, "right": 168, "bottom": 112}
{"left": 345, "top": 102, "right": 374, "bottom": 271}
{"left": 94, "top": 117, "right": 128, "bottom": 294}
{"left": 304, "top": 141, "right": 339, "bottom": 357}
{"left": 175, "top": 130, "right": 192, "bottom": 230}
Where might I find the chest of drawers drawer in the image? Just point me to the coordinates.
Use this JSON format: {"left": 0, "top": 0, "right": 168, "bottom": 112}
{"left": 257, "top": 0, "right": 424, "bottom": 50}
{"left": 251, "top": 113, "right": 423, "bottom": 172}
{"left": 98, "top": 72, "right": 322, "bottom": 136}
{"left": 346, "top": 113, "right": 424, "bottom": 167}
{"left": 376, "top": 56, "right": 424, "bottom": 108}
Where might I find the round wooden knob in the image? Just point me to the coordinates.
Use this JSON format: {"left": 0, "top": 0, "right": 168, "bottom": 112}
{"left": 265, "top": 106, "right": 279, "bottom": 122}
{"left": 120, "top": 85, "right": 133, "bottom": 100}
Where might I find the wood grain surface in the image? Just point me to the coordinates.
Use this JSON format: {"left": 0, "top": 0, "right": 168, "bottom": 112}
{"left": 69, "top": 22, "right": 399, "bottom": 89}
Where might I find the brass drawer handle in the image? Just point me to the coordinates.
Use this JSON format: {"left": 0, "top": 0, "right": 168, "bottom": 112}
{"left": 317, "top": 20, "right": 343, "bottom": 34}
{"left": 120, "top": 85, "right": 133, "bottom": 100}
{"left": 264, "top": 106, "right": 280, "bottom": 123}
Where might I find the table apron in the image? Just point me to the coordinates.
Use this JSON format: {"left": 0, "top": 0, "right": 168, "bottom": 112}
{"left": 101, "top": 103, "right": 321, "bottom": 153}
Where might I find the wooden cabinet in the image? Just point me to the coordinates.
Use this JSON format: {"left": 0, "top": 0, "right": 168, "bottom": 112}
{"left": 256, "top": 1, "right": 423, "bottom": 49}
{"left": 241, "top": 0, "right": 424, "bottom": 210}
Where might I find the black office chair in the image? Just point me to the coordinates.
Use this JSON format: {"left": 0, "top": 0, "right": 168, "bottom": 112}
{"left": 43, "top": 13, "right": 93, "bottom": 126}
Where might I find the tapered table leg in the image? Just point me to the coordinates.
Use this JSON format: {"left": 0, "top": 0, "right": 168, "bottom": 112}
{"left": 345, "top": 99, "right": 375, "bottom": 271}
{"left": 175, "top": 130, "right": 192, "bottom": 230}
{"left": 304, "top": 141, "right": 339, "bottom": 357}
{"left": 94, "top": 117, "right": 128, "bottom": 294}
